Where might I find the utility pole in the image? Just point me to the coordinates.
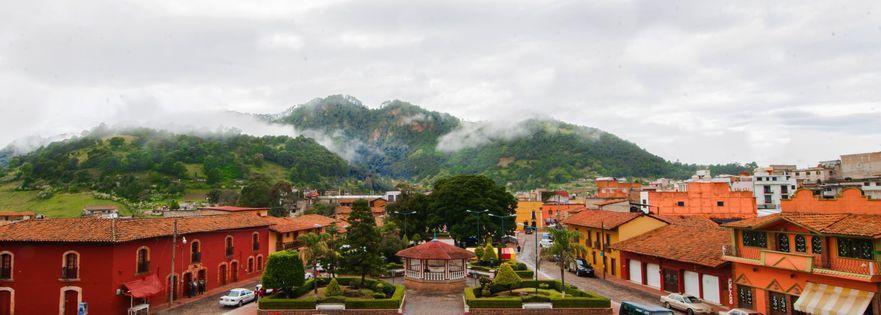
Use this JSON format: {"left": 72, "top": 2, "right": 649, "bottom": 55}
{"left": 466, "top": 209, "right": 488, "bottom": 244}
{"left": 600, "top": 221, "right": 606, "bottom": 280}
{"left": 169, "top": 219, "right": 178, "bottom": 304}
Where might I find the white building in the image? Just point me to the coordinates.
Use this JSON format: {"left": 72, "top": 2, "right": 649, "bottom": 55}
{"left": 753, "top": 166, "right": 798, "bottom": 212}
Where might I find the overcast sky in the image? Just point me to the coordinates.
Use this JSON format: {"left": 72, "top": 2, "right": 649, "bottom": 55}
{"left": 1, "top": 0, "right": 880, "bottom": 166}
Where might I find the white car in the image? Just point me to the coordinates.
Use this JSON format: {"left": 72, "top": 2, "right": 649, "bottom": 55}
{"left": 660, "top": 293, "right": 713, "bottom": 315}
{"left": 540, "top": 238, "right": 553, "bottom": 248}
{"left": 719, "top": 309, "right": 762, "bottom": 315}
{"left": 220, "top": 288, "right": 256, "bottom": 307}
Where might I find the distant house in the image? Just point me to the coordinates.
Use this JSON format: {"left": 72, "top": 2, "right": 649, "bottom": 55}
{"left": 81, "top": 205, "right": 119, "bottom": 218}
{"left": 596, "top": 177, "right": 642, "bottom": 199}
{"left": 262, "top": 214, "right": 341, "bottom": 252}
{"left": 333, "top": 198, "right": 387, "bottom": 224}
{"left": 198, "top": 206, "right": 269, "bottom": 217}
{"left": 0, "top": 211, "right": 37, "bottom": 224}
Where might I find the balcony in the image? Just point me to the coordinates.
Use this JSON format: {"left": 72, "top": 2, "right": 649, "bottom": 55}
{"left": 225, "top": 247, "right": 234, "bottom": 258}
{"left": 722, "top": 245, "right": 881, "bottom": 281}
{"left": 60, "top": 266, "right": 78, "bottom": 280}
{"left": 0, "top": 267, "right": 10, "bottom": 280}
{"left": 191, "top": 252, "right": 202, "bottom": 264}
{"left": 137, "top": 261, "right": 150, "bottom": 274}
{"left": 253, "top": 242, "right": 260, "bottom": 251}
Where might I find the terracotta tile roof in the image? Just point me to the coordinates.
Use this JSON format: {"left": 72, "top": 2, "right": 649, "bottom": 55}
{"left": 595, "top": 199, "right": 628, "bottom": 206}
{"left": 0, "top": 213, "right": 270, "bottom": 243}
{"left": 561, "top": 210, "right": 643, "bottom": 229}
{"left": 264, "top": 214, "right": 337, "bottom": 233}
{"left": 0, "top": 211, "right": 35, "bottom": 216}
{"left": 722, "top": 213, "right": 881, "bottom": 238}
{"left": 396, "top": 239, "right": 476, "bottom": 260}
{"left": 199, "top": 206, "right": 269, "bottom": 212}
{"left": 610, "top": 225, "right": 729, "bottom": 267}
{"left": 653, "top": 215, "right": 719, "bottom": 228}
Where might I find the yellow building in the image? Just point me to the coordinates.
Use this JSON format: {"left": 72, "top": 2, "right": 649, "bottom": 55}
{"left": 515, "top": 201, "right": 543, "bottom": 231}
{"left": 263, "top": 214, "right": 339, "bottom": 253}
{"left": 562, "top": 210, "right": 667, "bottom": 279}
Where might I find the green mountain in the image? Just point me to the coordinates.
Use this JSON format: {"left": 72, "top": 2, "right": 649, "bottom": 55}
{"left": 269, "top": 95, "right": 751, "bottom": 189}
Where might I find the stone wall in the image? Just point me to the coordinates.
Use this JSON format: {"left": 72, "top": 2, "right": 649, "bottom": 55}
{"left": 467, "top": 308, "right": 613, "bottom": 315}
{"left": 403, "top": 277, "right": 466, "bottom": 293}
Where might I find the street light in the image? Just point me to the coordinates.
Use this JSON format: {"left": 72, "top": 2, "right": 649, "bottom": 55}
{"left": 391, "top": 210, "right": 417, "bottom": 240}
{"left": 466, "top": 209, "right": 489, "bottom": 245}
{"left": 487, "top": 213, "right": 517, "bottom": 243}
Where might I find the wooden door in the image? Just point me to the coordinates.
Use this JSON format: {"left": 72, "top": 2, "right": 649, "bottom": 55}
{"left": 219, "top": 265, "right": 227, "bottom": 285}
{"left": 0, "top": 290, "right": 10, "bottom": 315}
{"left": 663, "top": 269, "right": 680, "bottom": 293}
{"left": 231, "top": 261, "right": 239, "bottom": 282}
{"left": 63, "top": 290, "right": 78, "bottom": 315}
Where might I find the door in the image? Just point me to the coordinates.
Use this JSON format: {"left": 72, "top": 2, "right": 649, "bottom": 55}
{"left": 684, "top": 271, "right": 700, "bottom": 297}
{"left": 701, "top": 274, "right": 721, "bottom": 304}
{"left": 663, "top": 269, "right": 679, "bottom": 293}
{"left": 628, "top": 260, "right": 643, "bottom": 284}
{"left": 646, "top": 264, "right": 661, "bottom": 289}
{"left": 183, "top": 273, "right": 193, "bottom": 297}
{"left": 219, "top": 265, "right": 227, "bottom": 285}
{"left": 0, "top": 290, "right": 10, "bottom": 315}
{"left": 231, "top": 261, "right": 239, "bottom": 282}
{"left": 63, "top": 290, "right": 78, "bottom": 315}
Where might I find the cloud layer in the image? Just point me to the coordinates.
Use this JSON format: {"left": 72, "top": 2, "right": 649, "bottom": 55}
{"left": 1, "top": 0, "right": 880, "bottom": 166}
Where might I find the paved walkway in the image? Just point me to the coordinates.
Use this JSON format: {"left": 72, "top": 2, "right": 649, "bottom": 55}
{"left": 155, "top": 278, "right": 260, "bottom": 315}
{"left": 402, "top": 289, "right": 464, "bottom": 315}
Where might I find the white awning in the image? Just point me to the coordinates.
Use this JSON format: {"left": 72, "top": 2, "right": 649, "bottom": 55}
{"left": 793, "top": 282, "right": 874, "bottom": 315}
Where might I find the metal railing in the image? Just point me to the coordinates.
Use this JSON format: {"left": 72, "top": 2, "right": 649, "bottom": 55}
{"left": 0, "top": 267, "right": 10, "bottom": 279}
{"left": 61, "top": 266, "right": 78, "bottom": 279}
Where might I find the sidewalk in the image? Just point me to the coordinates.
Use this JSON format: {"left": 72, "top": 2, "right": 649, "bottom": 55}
{"left": 153, "top": 276, "right": 261, "bottom": 314}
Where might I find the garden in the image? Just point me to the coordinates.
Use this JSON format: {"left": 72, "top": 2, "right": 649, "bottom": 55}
{"left": 469, "top": 243, "right": 534, "bottom": 279}
{"left": 465, "top": 262, "right": 610, "bottom": 309}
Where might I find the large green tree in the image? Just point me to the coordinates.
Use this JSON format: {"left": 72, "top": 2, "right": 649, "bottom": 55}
{"left": 298, "top": 232, "right": 330, "bottom": 294}
{"left": 343, "top": 199, "right": 384, "bottom": 282}
{"left": 261, "top": 250, "right": 306, "bottom": 298}
{"left": 428, "top": 175, "right": 517, "bottom": 242}
{"left": 239, "top": 177, "right": 272, "bottom": 207}
{"left": 542, "top": 227, "right": 587, "bottom": 297}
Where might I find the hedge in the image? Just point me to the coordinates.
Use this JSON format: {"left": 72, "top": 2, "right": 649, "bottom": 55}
{"left": 464, "top": 288, "right": 522, "bottom": 308}
{"left": 515, "top": 270, "right": 534, "bottom": 279}
{"left": 470, "top": 265, "right": 492, "bottom": 272}
{"left": 345, "top": 285, "right": 405, "bottom": 309}
{"left": 259, "top": 278, "right": 404, "bottom": 310}
{"left": 258, "top": 296, "right": 317, "bottom": 309}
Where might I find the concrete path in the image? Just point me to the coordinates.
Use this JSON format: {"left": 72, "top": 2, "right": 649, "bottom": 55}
{"left": 402, "top": 289, "right": 464, "bottom": 315}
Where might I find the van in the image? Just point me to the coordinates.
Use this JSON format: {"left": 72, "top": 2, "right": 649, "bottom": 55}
{"left": 619, "top": 301, "right": 674, "bottom": 315}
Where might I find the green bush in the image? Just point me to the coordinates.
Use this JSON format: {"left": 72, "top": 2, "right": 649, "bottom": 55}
{"left": 346, "top": 285, "right": 405, "bottom": 309}
{"left": 474, "top": 246, "right": 485, "bottom": 260}
{"left": 515, "top": 270, "right": 534, "bottom": 279}
{"left": 258, "top": 296, "right": 317, "bottom": 309}
{"left": 470, "top": 265, "right": 492, "bottom": 272}
{"left": 551, "top": 296, "right": 611, "bottom": 308}
{"left": 325, "top": 278, "right": 342, "bottom": 297}
{"left": 464, "top": 288, "right": 521, "bottom": 308}
{"left": 261, "top": 250, "right": 306, "bottom": 297}
{"left": 522, "top": 295, "right": 551, "bottom": 303}
{"left": 513, "top": 262, "right": 528, "bottom": 271}
{"left": 288, "top": 278, "right": 316, "bottom": 298}
{"left": 491, "top": 263, "right": 521, "bottom": 293}
{"left": 481, "top": 243, "right": 498, "bottom": 263}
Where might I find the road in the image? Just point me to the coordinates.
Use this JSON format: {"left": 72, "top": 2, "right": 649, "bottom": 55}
{"left": 516, "top": 232, "right": 679, "bottom": 314}
{"left": 157, "top": 279, "right": 259, "bottom": 315}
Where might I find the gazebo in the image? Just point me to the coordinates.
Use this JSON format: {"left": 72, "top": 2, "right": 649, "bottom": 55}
{"left": 396, "top": 239, "right": 476, "bottom": 292}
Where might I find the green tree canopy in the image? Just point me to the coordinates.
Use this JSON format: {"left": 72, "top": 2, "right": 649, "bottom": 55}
{"left": 343, "top": 199, "right": 384, "bottom": 282}
{"left": 492, "top": 263, "right": 521, "bottom": 293}
{"left": 542, "top": 227, "right": 587, "bottom": 297}
{"left": 261, "top": 250, "right": 305, "bottom": 298}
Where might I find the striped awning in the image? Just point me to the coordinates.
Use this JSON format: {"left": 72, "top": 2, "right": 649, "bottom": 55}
{"left": 793, "top": 282, "right": 875, "bottom": 315}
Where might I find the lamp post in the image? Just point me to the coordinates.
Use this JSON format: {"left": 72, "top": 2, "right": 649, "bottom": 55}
{"left": 391, "top": 210, "right": 417, "bottom": 240}
{"left": 487, "top": 213, "right": 517, "bottom": 243}
{"left": 313, "top": 224, "right": 321, "bottom": 295}
{"left": 466, "top": 209, "right": 489, "bottom": 245}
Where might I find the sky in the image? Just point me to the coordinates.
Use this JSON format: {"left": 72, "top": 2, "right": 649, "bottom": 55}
{"left": 1, "top": 0, "right": 880, "bottom": 166}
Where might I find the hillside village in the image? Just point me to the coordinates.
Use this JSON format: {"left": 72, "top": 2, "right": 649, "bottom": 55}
{"left": 0, "top": 150, "right": 879, "bottom": 314}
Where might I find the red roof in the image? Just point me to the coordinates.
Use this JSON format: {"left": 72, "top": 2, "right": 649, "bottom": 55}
{"left": 722, "top": 212, "right": 881, "bottom": 238}
{"left": 0, "top": 213, "right": 270, "bottom": 243}
{"left": 200, "top": 206, "right": 269, "bottom": 212}
{"left": 0, "top": 210, "right": 35, "bottom": 216}
{"left": 124, "top": 274, "right": 163, "bottom": 298}
{"left": 561, "top": 210, "right": 645, "bottom": 229}
{"left": 610, "top": 225, "right": 729, "bottom": 267}
{"left": 264, "top": 214, "right": 337, "bottom": 233}
{"left": 396, "top": 240, "right": 476, "bottom": 260}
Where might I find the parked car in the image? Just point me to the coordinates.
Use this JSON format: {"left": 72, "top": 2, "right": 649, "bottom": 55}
{"left": 220, "top": 288, "right": 256, "bottom": 307}
{"left": 500, "top": 235, "right": 518, "bottom": 245}
{"left": 574, "top": 259, "right": 595, "bottom": 277}
{"left": 539, "top": 238, "right": 553, "bottom": 248}
{"left": 458, "top": 236, "right": 478, "bottom": 248}
{"left": 719, "top": 309, "right": 762, "bottom": 315}
{"left": 660, "top": 293, "right": 714, "bottom": 315}
{"left": 619, "top": 301, "right": 674, "bottom": 315}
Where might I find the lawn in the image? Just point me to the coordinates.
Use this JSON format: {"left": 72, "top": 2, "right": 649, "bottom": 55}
{"left": 0, "top": 182, "right": 131, "bottom": 217}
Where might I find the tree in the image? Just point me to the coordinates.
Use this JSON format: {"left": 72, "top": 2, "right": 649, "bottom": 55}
{"left": 542, "top": 227, "right": 586, "bottom": 297}
{"left": 269, "top": 205, "right": 287, "bottom": 217}
{"left": 492, "top": 263, "right": 521, "bottom": 293}
{"left": 474, "top": 246, "right": 485, "bottom": 261}
{"left": 261, "top": 250, "right": 305, "bottom": 298}
{"left": 343, "top": 199, "right": 384, "bottom": 282}
{"left": 305, "top": 203, "right": 335, "bottom": 216}
{"left": 481, "top": 243, "right": 498, "bottom": 265}
{"left": 379, "top": 221, "right": 404, "bottom": 263}
{"left": 298, "top": 232, "right": 330, "bottom": 295}
{"left": 325, "top": 277, "right": 342, "bottom": 297}
{"left": 427, "top": 175, "right": 517, "bottom": 243}
{"left": 239, "top": 178, "right": 272, "bottom": 207}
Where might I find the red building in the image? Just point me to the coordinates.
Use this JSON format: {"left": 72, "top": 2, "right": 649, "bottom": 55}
{"left": 612, "top": 222, "right": 734, "bottom": 307}
{"left": 0, "top": 213, "right": 270, "bottom": 315}
{"left": 596, "top": 177, "right": 642, "bottom": 199}
{"left": 539, "top": 203, "right": 587, "bottom": 226}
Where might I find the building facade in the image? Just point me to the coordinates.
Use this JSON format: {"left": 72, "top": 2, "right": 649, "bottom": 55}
{"left": 722, "top": 213, "right": 881, "bottom": 315}
{"left": 263, "top": 214, "right": 338, "bottom": 253}
{"left": 753, "top": 166, "right": 798, "bottom": 212}
{"left": 596, "top": 177, "right": 641, "bottom": 199}
{"left": 782, "top": 188, "right": 881, "bottom": 214}
{"left": 0, "top": 214, "right": 269, "bottom": 315}
{"left": 514, "top": 201, "right": 543, "bottom": 231}
{"left": 639, "top": 181, "right": 756, "bottom": 219}
{"left": 841, "top": 151, "right": 881, "bottom": 180}
{"left": 540, "top": 203, "right": 587, "bottom": 226}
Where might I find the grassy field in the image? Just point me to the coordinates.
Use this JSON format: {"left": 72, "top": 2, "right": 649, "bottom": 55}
{"left": 253, "top": 161, "right": 289, "bottom": 183}
{"left": 0, "top": 182, "right": 131, "bottom": 218}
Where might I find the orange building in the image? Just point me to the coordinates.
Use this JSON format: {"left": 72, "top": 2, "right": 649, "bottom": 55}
{"left": 334, "top": 198, "right": 388, "bottom": 224}
{"left": 721, "top": 213, "right": 881, "bottom": 314}
{"left": 782, "top": 187, "right": 881, "bottom": 214}
{"left": 539, "top": 203, "right": 587, "bottom": 226}
{"left": 639, "top": 182, "right": 756, "bottom": 219}
{"left": 596, "top": 177, "right": 641, "bottom": 199}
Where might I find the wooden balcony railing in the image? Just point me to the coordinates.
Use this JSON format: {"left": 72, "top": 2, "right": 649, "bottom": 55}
{"left": 723, "top": 244, "right": 881, "bottom": 278}
{"left": 61, "top": 266, "right": 78, "bottom": 279}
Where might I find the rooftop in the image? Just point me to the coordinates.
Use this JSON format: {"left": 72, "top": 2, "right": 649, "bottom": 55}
{"left": 396, "top": 239, "right": 476, "bottom": 260}
{"left": 263, "top": 214, "right": 337, "bottom": 233}
{"left": 561, "top": 210, "right": 644, "bottom": 229}
{"left": 722, "top": 212, "right": 881, "bottom": 238}
{"left": 0, "top": 210, "right": 35, "bottom": 216}
{"left": 610, "top": 224, "right": 729, "bottom": 267}
{"left": 199, "top": 206, "right": 269, "bottom": 212}
{"left": 0, "top": 213, "right": 270, "bottom": 243}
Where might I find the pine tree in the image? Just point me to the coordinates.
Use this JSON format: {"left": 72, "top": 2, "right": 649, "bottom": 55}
{"left": 325, "top": 278, "right": 342, "bottom": 297}
{"left": 492, "top": 263, "right": 521, "bottom": 293}
{"left": 343, "top": 199, "right": 384, "bottom": 282}
{"left": 481, "top": 243, "right": 498, "bottom": 264}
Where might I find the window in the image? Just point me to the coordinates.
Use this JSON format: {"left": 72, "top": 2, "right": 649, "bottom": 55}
{"left": 257, "top": 256, "right": 264, "bottom": 271}
{"left": 811, "top": 236, "right": 823, "bottom": 254}
{"left": 776, "top": 233, "right": 790, "bottom": 252}
{"left": 742, "top": 231, "right": 767, "bottom": 248}
{"left": 781, "top": 185, "right": 788, "bottom": 194}
{"left": 586, "top": 231, "right": 592, "bottom": 247}
{"left": 225, "top": 236, "right": 234, "bottom": 258}
{"left": 838, "top": 238, "right": 874, "bottom": 260}
{"left": 191, "top": 241, "right": 201, "bottom": 263}
{"left": 136, "top": 247, "right": 149, "bottom": 273}
{"left": 252, "top": 233, "right": 260, "bottom": 251}
{"left": 605, "top": 234, "right": 611, "bottom": 247}
{"left": 764, "top": 195, "right": 772, "bottom": 204}
{"left": 62, "top": 252, "right": 79, "bottom": 279}
{"left": 247, "top": 257, "right": 254, "bottom": 273}
{"left": 0, "top": 252, "right": 11, "bottom": 280}
{"left": 676, "top": 201, "right": 685, "bottom": 207}
{"left": 717, "top": 201, "right": 724, "bottom": 207}
{"left": 769, "top": 292, "right": 787, "bottom": 314}
{"left": 610, "top": 258, "right": 616, "bottom": 275}
{"left": 795, "top": 235, "right": 806, "bottom": 253}
{"left": 408, "top": 259, "right": 421, "bottom": 271}
{"left": 737, "top": 285, "right": 754, "bottom": 309}
{"left": 449, "top": 259, "right": 464, "bottom": 272}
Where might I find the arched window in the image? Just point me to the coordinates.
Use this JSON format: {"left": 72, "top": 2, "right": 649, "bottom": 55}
{"left": 61, "top": 251, "right": 79, "bottom": 280}
{"left": 257, "top": 255, "right": 264, "bottom": 271}
{"left": 0, "top": 252, "right": 12, "bottom": 280}
{"left": 225, "top": 236, "right": 234, "bottom": 258}
{"left": 252, "top": 232, "right": 260, "bottom": 251}
{"left": 247, "top": 257, "right": 254, "bottom": 273}
{"left": 191, "top": 240, "right": 201, "bottom": 263}
{"left": 136, "top": 247, "right": 150, "bottom": 274}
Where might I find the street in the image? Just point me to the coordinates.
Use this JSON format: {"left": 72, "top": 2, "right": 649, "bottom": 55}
{"left": 157, "top": 279, "right": 259, "bottom": 315}
{"left": 516, "top": 232, "right": 681, "bottom": 315}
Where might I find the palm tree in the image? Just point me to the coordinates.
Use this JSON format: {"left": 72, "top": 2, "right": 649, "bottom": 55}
{"left": 542, "top": 227, "right": 586, "bottom": 297}
{"left": 298, "top": 232, "right": 330, "bottom": 295}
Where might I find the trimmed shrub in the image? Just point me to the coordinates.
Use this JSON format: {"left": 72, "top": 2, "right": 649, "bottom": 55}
{"left": 481, "top": 243, "right": 498, "bottom": 263}
{"left": 474, "top": 246, "right": 485, "bottom": 260}
{"left": 513, "top": 262, "right": 528, "bottom": 271}
{"left": 258, "top": 296, "right": 317, "bottom": 309}
{"left": 470, "top": 265, "right": 491, "bottom": 272}
{"left": 288, "top": 278, "right": 316, "bottom": 298}
{"left": 515, "top": 270, "right": 534, "bottom": 279}
{"left": 464, "top": 288, "right": 521, "bottom": 308}
{"left": 346, "top": 285, "right": 405, "bottom": 309}
{"left": 325, "top": 278, "right": 342, "bottom": 297}
{"left": 261, "top": 250, "right": 306, "bottom": 297}
{"left": 522, "top": 295, "right": 551, "bottom": 303}
{"left": 491, "top": 263, "right": 521, "bottom": 293}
